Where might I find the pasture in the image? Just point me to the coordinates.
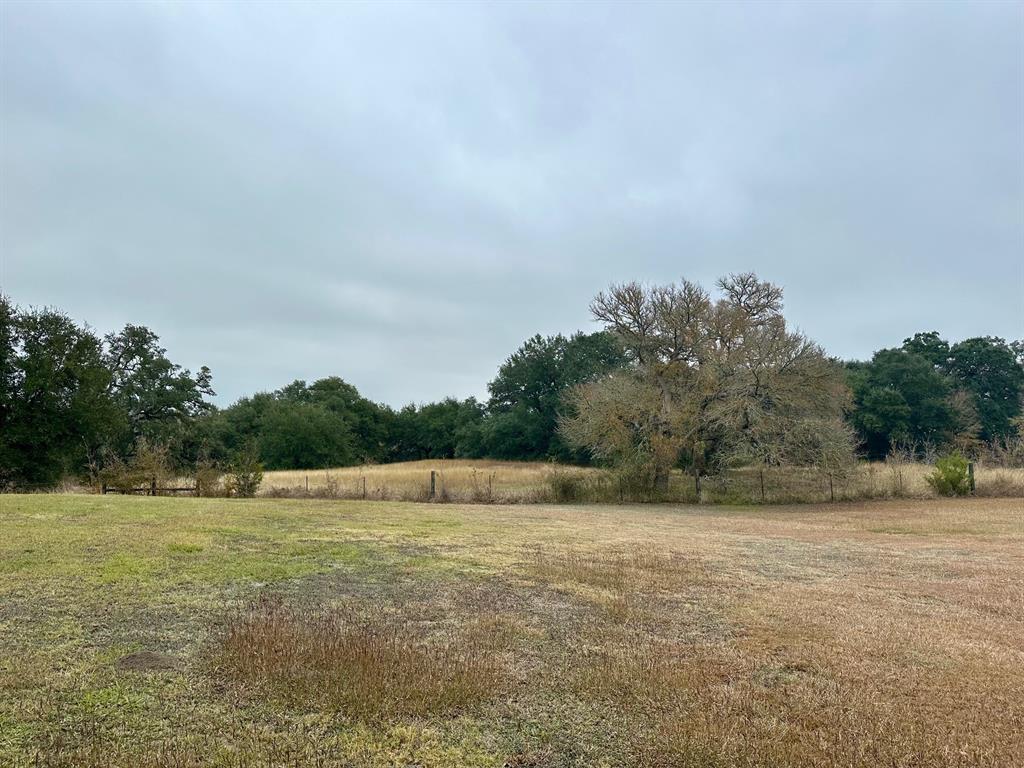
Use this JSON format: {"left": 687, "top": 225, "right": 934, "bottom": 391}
{"left": 259, "top": 458, "right": 1024, "bottom": 504}
{"left": 1, "top": 494, "right": 1021, "bottom": 767}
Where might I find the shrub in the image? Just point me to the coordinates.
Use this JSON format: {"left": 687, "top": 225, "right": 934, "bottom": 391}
{"left": 194, "top": 457, "right": 224, "bottom": 497}
{"left": 548, "top": 468, "right": 585, "bottom": 502}
{"left": 225, "top": 442, "right": 263, "bottom": 498}
{"left": 926, "top": 453, "right": 971, "bottom": 497}
{"left": 983, "top": 431, "right": 1024, "bottom": 469}
{"left": 614, "top": 457, "right": 663, "bottom": 502}
{"left": 97, "top": 439, "right": 173, "bottom": 492}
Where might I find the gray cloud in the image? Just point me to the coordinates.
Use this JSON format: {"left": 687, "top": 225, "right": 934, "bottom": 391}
{"left": 2, "top": 0, "right": 1021, "bottom": 406}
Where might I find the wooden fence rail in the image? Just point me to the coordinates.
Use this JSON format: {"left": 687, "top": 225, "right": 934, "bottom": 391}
{"left": 101, "top": 480, "right": 195, "bottom": 496}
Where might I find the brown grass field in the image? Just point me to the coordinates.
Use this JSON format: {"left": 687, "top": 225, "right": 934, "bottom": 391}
{"left": 1, "top": 494, "right": 1022, "bottom": 766}
{"left": 259, "top": 458, "right": 1024, "bottom": 504}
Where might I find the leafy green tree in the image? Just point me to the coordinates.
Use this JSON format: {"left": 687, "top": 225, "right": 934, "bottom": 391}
{"left": 847, "top": 349, "right": 957, "bottom": 458}
{"left": 257, "top": 400, "right": 355, "bottom": 469}
{"left": 304, "top": 377, "right": 392, "bottom": 463}
{"left": 189, "top": 393, "right": 274, "bottom": 463}
{"left": 1011, "top": 340, "right": 1024, "bottom": 368}
{"left": 901, "top": 331, "right": 950, "bottom": 368}
{"left": 0, "top": 301, "right": 121, "bottom": 486}
{"left": 483, "top": 331, "right": 625, "bottom": 461}
{"left": 198, "top": 376, "right": 392, "bottom": 470}
{"left": 0, "top": 296, "right": 17, "bottom": 474}
{"left": 944, "top": 337, "right": 1024, "bottom": 442}
{"left": 103, "top": 324, "right": 214, "bottom": 449}
{"left": 390, "top": 398, "right": 485, "bottom": 460}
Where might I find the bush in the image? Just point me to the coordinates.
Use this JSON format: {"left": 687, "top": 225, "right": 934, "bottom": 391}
{"left": 97, "top": 439, "right": 173, "bottom": 492}
{"left": 194, "top": 457, "right": 224, "bottom": 497}
{"left": 926, "top": 453, "right": 972, "bottom": 497}
{"left": 548, "top": 468, "right": 585, "bottom": 502}
{"left": 614, "top": 456, "right": 665, "bottom": 502}
{"left": 983, "top": 430, "right": 1024, "bottom": 469}
{"left": 225, "top": 442, "right": 263, "bottom": 498}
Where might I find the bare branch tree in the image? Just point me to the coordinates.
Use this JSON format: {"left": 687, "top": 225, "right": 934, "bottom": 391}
{"left": 563, "top": 274, "right": 853, "bottom": 491}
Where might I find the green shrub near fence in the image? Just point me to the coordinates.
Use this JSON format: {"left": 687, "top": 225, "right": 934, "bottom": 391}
{"left": 926, "top": 454, "right": 972, "bottom": 497}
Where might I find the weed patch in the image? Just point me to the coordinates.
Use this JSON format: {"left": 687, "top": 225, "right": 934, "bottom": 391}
{"left": 212, "top": 596, "right": 505, "bottom": 719}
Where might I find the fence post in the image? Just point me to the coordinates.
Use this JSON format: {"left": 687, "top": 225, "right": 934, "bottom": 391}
{"left": 361, "top": 476, "right": 366, "bottom": 499}
{"left": 430, "top": 470, "right": 436, "bottom": 500}
{"left": 694, "top": 471, "right": 701, "bottom": 502}
{"left": 968, "top": 462, "right": 976, "bottom": 494}
{"left": 829, "top": 473, "right": 835, "bottom": 503}
{"left": 759, "top": 470, "right": 765, "bottom": 503}
{"left": 101, "top": 482, "right": 107, "bottom": 495}
{"left": 305, "top": 475, "right": 309, "bottom": 493}
{"left": 150, "top": 478, "right": 157, "bottom": 497}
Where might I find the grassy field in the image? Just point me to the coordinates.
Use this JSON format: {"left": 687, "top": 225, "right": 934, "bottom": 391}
{"left": 262, "top": 459, "right": 573, "bottom": 503}
{"left": 259, "top": 458, "right": 1024, "bottom": 504}
{"left": 1, "top": 494, "right": 1022, "bottom": 767}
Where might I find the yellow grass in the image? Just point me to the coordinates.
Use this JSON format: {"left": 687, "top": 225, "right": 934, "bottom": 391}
{"left": 261, "top": 459, "right": 597, "bottom": 502}
{"left": 259, "top": 458, "right": 1024, "bottom": 504}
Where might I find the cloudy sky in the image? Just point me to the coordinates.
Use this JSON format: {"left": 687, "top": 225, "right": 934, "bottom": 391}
{"left": 2, "top": 1, "right": 1021, "bottom": 407}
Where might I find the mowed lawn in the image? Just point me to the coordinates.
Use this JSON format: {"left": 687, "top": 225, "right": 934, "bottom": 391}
{"left": 1, "top": 495, "right": 1022, "bottom": 767}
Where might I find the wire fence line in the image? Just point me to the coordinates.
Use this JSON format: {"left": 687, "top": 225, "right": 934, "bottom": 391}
{"left": 254, "top": 462, "right": 1024, "bottom": 505}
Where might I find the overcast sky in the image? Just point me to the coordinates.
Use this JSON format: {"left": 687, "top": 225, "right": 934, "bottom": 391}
{"left": 2, "top": 1, "right": 1022, "bottom": 407}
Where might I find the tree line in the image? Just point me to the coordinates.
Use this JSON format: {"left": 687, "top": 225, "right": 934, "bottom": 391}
{"left": 2, "top": 278, "right": 1021, "bottom": 490}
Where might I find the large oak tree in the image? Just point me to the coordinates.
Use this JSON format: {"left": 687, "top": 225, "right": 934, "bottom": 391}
{"left": 561, "top": 274, "right": 853, "bottom": 490}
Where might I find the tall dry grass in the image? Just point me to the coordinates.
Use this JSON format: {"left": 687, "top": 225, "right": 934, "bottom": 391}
{"left": 582, "top": 637, "right": 1023, "bottom": 768}
{"left": 261, "top": 459, "right": 594, "bottom": 503}
{"left": 548, "top": 523, "right": 1024, "bottom": 768}
{"left": 259, "top": 458, "right": 1024, "bottom": 504}
{"left": 212, "top": 596, "right": 505, "bottom": 720}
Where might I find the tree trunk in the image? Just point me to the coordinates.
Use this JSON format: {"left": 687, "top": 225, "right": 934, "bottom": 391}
{"left": 654, "top": 466, "right": 670, "bottom": 493}
{"left": 653, "top": 377, "right": 674, "bottom": 496}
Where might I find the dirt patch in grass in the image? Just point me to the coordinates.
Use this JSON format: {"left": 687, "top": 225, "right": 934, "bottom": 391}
{"left": 114, "top": 651, "right": 177, "bottom": 673}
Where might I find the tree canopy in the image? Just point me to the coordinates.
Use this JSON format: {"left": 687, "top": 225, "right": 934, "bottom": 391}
{"left": 945, "top": 337, "right": 1024, "bottom": 442}
{"left": 0, "top": 298, "right": 214, "bottom": 487}
{"left": 847, "top": 349, "right": 957, "bottom": 458}
{"left": 562, "top": 274, "right": 854, "bottom": 489}
{"left": 846, "top": 333, "right": 1023, "bottom": 458}
{"left": 2, "top": 291, "right": 1020, "bottom": 488}
{"left": 479, "top": 331, "right": 625, "bottom": 462}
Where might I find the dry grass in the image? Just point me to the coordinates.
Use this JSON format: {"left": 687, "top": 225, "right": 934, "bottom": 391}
{"left": 581, "top": 636, "right": 1023, "bottom": 768}
{"left": 259, "top": 458, "right": 1024, "bottom": 504}
{"left": 2, "top": 495, "right": 1023, "bottom": 767}
{"left": 261, "top": 458, "right": 590, "bottom": 503}
{"left": 213, "top": 595, "right": 504, "bottom": 719}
